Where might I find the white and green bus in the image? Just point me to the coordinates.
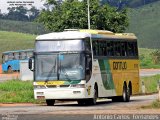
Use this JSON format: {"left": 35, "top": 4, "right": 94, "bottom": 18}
{"left": 29, "top": 29, "right": 140, "bottom": 106}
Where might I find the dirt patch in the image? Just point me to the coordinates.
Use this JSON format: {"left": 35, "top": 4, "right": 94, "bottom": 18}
{"left": 0, "top": 72, "right": 20, "bottom": 81}
{"left": 0, "top": 103, "right": 36, "bottom": 107}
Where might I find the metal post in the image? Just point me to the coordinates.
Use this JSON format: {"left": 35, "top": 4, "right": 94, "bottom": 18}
{"left": 158, "top": 80, "right": 160, "bottom": 101}
{"left": 142, "top": 81, "right": 145, "bottom": 94}
{"left": 87, "top": 0, "right": 90, "bottom": 29}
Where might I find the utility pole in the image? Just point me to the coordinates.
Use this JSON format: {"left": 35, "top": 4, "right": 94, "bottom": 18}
{"left": 87, "top": 0, "right": 90, "bottom": 29}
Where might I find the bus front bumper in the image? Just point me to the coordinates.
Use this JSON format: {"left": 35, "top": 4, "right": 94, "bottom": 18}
{"left": 34, "top": 88, "right": 90, "bottom": 100}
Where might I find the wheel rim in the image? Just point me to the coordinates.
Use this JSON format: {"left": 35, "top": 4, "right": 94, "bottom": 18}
{"left": 123, "top": 86, "right": 127, "bottom": 101}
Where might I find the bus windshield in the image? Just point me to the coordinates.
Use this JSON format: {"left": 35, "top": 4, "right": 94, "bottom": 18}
{"left": 35, "top": 40, "right": 85, "bottom": 52}
{"left": 35, "top": 53, "right": 85, "bottom": 81}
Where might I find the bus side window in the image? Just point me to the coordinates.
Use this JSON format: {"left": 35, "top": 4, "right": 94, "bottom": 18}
{"left": 85, "top": 39, "right": 91, "bottom": 52}
{"left": 8, "top": 53, "right": 13, "bottom": 60}
{"left": 2, "top": 54, "right": 9, "bottom": 63}
{"left": 127, "top": 42, "right": 134, "bottom": 56}
{"left": 14, "top": 52, "right": 20, "bottom": 60}
{"left": 134, "top": 42, "right": 138, "bottom": 56}
{"left": 20, "top": 52, "right": 27, "bottom": 60}
{"left": 26, "top": 51, "right": 33, "bottom": 58}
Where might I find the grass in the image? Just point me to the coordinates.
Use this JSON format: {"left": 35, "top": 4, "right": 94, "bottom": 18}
{"left": 141, "top": 74, "right": 160, "bottom": 94}
{"left": 0, "top": 31, "right": 36, "bottom": 62}
{"left": 141, "top": 100, "right": 160, "bottom": 109}
{"left": 0, "top": 19, "right": 49, "bottom": 35}
{"left": 0, "top": 80, "right": 36, "bottom": 103}
{"left": 139, "top": 48, "right": 160, "bottom": 68}
{"left": 0, "top": 74, "right": 159, "bottom": 103}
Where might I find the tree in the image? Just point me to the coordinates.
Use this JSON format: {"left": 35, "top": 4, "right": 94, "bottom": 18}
{"left": 37, "top": 0, "right": 129, "bottom": 32}
{"left": 7, "top": 6, "right": 28, "bottom": 21}
{"left": 28, "top": 7, "right": 40, "bottom": 21}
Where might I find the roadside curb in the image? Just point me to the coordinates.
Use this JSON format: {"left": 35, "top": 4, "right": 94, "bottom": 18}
{"left": 0, "top": 103, "right": 37, "bottom": 107}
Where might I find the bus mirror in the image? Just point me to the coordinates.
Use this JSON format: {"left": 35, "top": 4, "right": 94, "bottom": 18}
{"left": 29, "top": 58, "right": 33, "bottom": 71}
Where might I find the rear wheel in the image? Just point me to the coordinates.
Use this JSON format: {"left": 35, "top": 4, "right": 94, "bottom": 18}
{"left": 46, "top": 99, "right": 55, "bottom": 106}
{"left": 121, "top": 84, "right": 130, "bottom": 102}
{"left": 8, "top": 66, "right": 13, "bottom": 73}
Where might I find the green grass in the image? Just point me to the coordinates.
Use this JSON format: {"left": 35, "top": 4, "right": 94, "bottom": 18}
{"left": 0, "top": 31, "right": 36, "bottom": 62}
{"left": 127, "top": 1, "right": 160, "bottom": 49}
{"left": 141, "top": 74, "right": 160, "bottom": 94}
{"left": 0, "top": 80, "right": 35, "bottom": 103}
{"left": 139, "top": 48, "right": 160, "bottom": 68}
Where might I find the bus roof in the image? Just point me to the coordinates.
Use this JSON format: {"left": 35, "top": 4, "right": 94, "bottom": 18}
{"left": 36, "top": 31, "right": 91, "bottom": 40}
{"left": 36, "top": 29, "right": 137, "bottom": 41}
{"left": 2, "top": 49, "right": 34, "bottom": 54}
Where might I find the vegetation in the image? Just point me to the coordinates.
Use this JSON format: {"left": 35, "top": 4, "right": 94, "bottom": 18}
{"left": 0, "top": 80, "right": 35, "bottom": 103}
{"left": 0, "top": 19, "right": 49, "bottom": 35}
{"left": 37, "top": 0, "right": 129, "bottom": 32}
{"left": 139, "top": 48, "right": 160, "bottom": 68}
{"left": 141, "top": 74, "right": 160, "bottom": 93}
{"left": 101, "top": 0, "right": 160, "bottom": 8}
{"left": 0, "top": 74, "right": 160, "bottom": 103}
{"left": 0, "top": 31, "right": 36, "bottom": 62}
{"left": 0, "top": 6, "right": 39, "bottom": 22}
{"left": 127, "top": 1, "right": 160, "bottom": 49}
{"left": 141, "top": 100, "right": 160, "bottom": 109}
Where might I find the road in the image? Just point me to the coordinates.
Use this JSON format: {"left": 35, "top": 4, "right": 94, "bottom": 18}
{"left": 0, "top": 94, "right": 160, "bottom": 120}
{"left": 140, "top": 69, "right": 160, "bottom": 77}
{"left": 0, "top": 69, "right": 160, "bottom": 120}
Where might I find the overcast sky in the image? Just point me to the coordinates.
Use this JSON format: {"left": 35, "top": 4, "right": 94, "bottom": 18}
{"left": 0, "top": 0, "right": 46, "bottom": 13}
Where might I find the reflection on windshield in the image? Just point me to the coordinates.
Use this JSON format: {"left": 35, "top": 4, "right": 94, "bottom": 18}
{"left": 36, "top": 55, "right": 57, "bottom": 80}
{"left": 35, "top": 53, "right": 85, "bottom": 81}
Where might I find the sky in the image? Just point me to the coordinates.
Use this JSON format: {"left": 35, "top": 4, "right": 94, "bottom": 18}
{"left": 0, "top": 0, "right": 46, "bottom": 13}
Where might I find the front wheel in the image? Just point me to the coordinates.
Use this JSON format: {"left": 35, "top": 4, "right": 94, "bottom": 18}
{"left": 46, "top": 99, "right": 55, "bottom": 106}
{"left": 88, "top": 86, "right": 98, "bottom": 105}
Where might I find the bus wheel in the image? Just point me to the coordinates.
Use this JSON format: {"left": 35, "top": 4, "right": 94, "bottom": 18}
{"left": 46, "top": 99, "right": 55, "bottom": 106}
{"left": 88, "top": 85, "right": 98, "bottom": 105}
{"left": 8, "top": 66, "right": 13, "bottom": 73}
{"left": 122, "top": 84, "right": 130, "bottom": 102}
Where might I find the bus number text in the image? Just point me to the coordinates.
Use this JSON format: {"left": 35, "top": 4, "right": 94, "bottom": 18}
{"left": 113, "top": 62, "right": 127, "bottom": 70}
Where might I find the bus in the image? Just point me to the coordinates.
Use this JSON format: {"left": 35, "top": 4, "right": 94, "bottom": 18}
{"left": 2, "top": 49, "right": 34, "bottom": 72}
{"left": 29, "top": 29, "right": 139, "bottom": 106}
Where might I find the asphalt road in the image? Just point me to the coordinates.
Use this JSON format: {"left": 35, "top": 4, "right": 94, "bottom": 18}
{"left": 140, "top": 69, "right": 160, "bottom": 77}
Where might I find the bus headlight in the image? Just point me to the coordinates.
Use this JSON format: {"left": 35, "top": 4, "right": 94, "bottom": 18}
{"left": 34, "top": 85, "right": 46, "bottom": 89}
{"left": 70, "top": 84, "right": 85, "bottom": 88}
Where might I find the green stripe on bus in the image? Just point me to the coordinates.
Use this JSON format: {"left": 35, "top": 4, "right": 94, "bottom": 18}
{"left": 98, "top": 59, "right": 114, "bottom": 90}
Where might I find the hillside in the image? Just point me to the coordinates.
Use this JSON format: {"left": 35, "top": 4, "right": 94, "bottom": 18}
{"left": 0, "top": 31, "right": 36, "bottom": 61}
{"left": 101, "top": 0, "right": 160, "bottom": 8}
{"left": 127, "top": 1, "right": 160, "bottom": 49}
{"left": 0, "top": 19, "right": 49, "bottom": 35}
